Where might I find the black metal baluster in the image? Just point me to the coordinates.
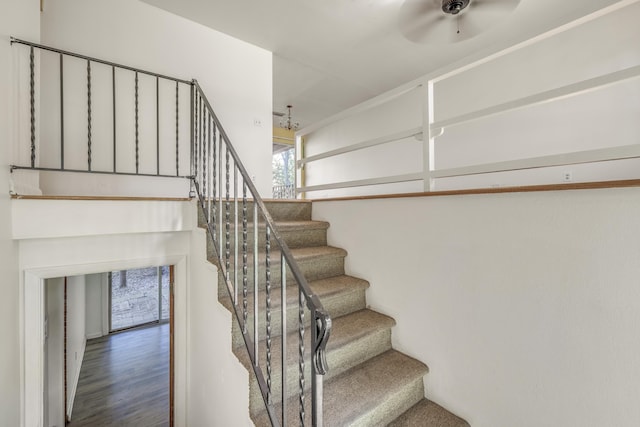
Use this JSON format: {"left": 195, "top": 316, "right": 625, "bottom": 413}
{"left": 212, "top": 123, "right": 217, "bottom": 242}
{"left": 281, "top": 253, "right": 287, "bottom": 423}
{"left": 203, "top": 110, "right": 208, "bottom": 214}
{"left": 218, "top": 135, "right": 223, "bottom": 258}
{"left": 265, "top": 225, "right": 273, "bottom": 405}
{"left": 112, "top": 66, "right": 116, "bottom": 173}
{"left": 29, "top": 46, "right": 35, "bottom": 168}
{"left": 242, "top": 182, "right": 248, "bottom": 334}
{"left": 208, "top": 115, "right": 213, "bottom": 226}
{"left": 199, "top": 96, "right": 203, "bottom": 187}
{"left": 194, "top": 92, "right": 198, "bottom": 186}
{"left": 87, "top": 60, "right": 92, "bottom": 171}
{"left": 253, "top": 201, "right": 259, "bottom": 366}
{"left": 225, "top": 146, "right": 231, "bottom": 287}
{"left": 175, "top": 82, "right": 179, "bottom": 176}
{"left": 189, "top": 84, "right": 194, "bottom": 184}
{"left": 156, "top": 76, "right": 160, "bottom": 176}
{"left": 299, "top": 290, "right": 306, "bottom": 426}
{"left": 134, "top": 71, "right": 139, "bottom": 174}
{"left": 60, "top": 53, "right": 64, "bottom": 170}
{"left": 201, "top": 97, "right": 205, "bottom": 189}
{"left": 234, "top": 164, "right": 239, "bottom": 303}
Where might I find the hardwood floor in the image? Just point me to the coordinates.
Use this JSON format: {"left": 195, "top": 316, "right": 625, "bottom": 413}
{"left": 68, "top": 323, "right": 169, "bottom": 427}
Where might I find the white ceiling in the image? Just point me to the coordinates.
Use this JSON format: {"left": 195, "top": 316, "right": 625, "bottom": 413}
{"left": 141, "top": 0, "right": 622, "bottom": 128}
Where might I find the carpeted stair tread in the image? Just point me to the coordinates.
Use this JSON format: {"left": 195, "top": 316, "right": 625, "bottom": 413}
{"left": 198, "top": 199, "right": 312, "bottom": 222}
{"left": 234, "top": 220, "right": 330, "bottom": 231}
{"left": 210, "top": 245, "right": 347, "bottom": 265}
{"left": 322, "top": 350, "right": 428, "bottom": 426}
{"left": 252, "top": 350, "right": 428, "bottom": 426}
{"left": 219, "top": 274, "right": 369, "bottom": 313}
{"left": 388, "top": 399, "right": 471, "bottom": 427}
{"left": 222, "top": 275, "right": 370, "bottom": 348}
{"left": 203, "top": 219, "right": 329, "bottom": 233}
{"left": 213, "top": 246, "right": 348, "bottom": 294}
{"left": 237, "top": 309, "right": 397, "bottom": 414}
{"left": 234, "top": 308, "right": 395, "bottom": 375}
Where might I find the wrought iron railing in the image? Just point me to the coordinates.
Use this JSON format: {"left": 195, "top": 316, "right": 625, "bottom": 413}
{"left": 10, "top": 38, "right": 332, "bottom": 426}
{"left": 10, "top": 37, "right": 192, "bottom": 178}
{"left": 192, "top": 81, "right": 330, "bottom": 426}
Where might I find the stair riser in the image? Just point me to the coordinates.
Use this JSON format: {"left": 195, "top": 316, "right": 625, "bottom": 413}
{"left": 246, "top": 328, "right": 393, "bottom": 414}
{"left": 216, "top": 255, "right": 346, "bottom": 298}
{"left": 198, "top": 200, "right": 311, "bottom": 224}
{"left": 228, "top": 287, "right": 367, "bottom": 348}
{"left": 350, "top": 378, "right": 425, "bottom": 427}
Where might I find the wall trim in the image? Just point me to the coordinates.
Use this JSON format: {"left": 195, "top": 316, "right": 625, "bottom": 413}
{"left": 66, "top": 337, "right": 86, "bottom": 419}
{"left": 21, "top": 255, "right": 188, "bottom": 427}
{"left": 311, "top": 179, "right": 640, "bottom": 203}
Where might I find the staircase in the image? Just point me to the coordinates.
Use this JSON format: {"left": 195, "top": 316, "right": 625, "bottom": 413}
{"left": 201, "top": 200, "right": 470, "bottom": 426}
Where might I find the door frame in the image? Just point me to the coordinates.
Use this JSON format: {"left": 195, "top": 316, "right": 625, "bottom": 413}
{"left": 21, "top": 256, "right": 187, "bottom": 427}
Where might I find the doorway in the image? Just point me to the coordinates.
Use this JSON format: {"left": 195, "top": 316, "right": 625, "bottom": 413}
{"left": 273, "top": 127, "right": 296, "bottom": 199}
{"left": 24, "top": 257, "right": 187, "bottom": 426}
{"left": 44, "top": 266, "right": 175, "bottom": 426}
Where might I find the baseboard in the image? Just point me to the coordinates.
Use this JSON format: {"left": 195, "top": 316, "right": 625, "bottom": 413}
{"left": 66, "top": 337, "right": 87, "bottom": 419}
{"left": 86, "top": 332, "right": 103, "bottom": 340}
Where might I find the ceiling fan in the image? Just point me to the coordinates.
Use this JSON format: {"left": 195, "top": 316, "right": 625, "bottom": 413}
{"left": 399, "top": 0, "right": 521, "bottom": 44}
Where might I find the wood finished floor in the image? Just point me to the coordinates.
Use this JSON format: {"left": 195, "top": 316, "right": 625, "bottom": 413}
{"left": 68, "top": 323, "right": 169, "bottom": 427}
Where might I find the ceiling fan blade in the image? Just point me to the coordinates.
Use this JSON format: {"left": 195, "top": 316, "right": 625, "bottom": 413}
{"left": 451, "top": 0, "right": 520, "bottom": 41}
{"left": 472, "top": 0, "right": 520, "bottom": 14}
{"left": 398, "top": 0, "right": 520, "bottom": 44}
{"left": 406, "top": 15, "right": 451, "bottom": 44}
{"left": 398, "top": 0, "right": 448, "bottom": 44}
{"left": 455, "top": 13, "right": 486, "bottom": 40}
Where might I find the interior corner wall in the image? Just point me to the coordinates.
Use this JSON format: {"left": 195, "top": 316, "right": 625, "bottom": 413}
{"left": 39, "top": 0, "right": 272, "bottom": 197}
{"left": 313, "top": 187, "right": 640, "bottom": 427}
{"left": 65, "top": 275, "right": 87, "bottom": 419}
{"left": 0, "top": 1, "right": 40, "bottom": 425}
{"left": 85, "top": 273, "right": 105, "bottom": 339}
{"left": 46, "top": 277, "right": 65, "bottom": 427}
{"left": 187, "top": 226, "right": 253, "bottom": 426}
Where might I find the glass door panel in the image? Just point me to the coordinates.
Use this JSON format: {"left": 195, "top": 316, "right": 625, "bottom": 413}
{"left": 110, "top": 266, "right": 170, "bottom": 331}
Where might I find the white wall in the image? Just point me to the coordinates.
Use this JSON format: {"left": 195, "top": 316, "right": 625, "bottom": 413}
{"left": 65, "top": 275, "right": 86, "bottom": 419}
{"left": 34, "top": 0, "right": 272, "bottom": 197}
{"left": 302, "top": 2, "right": 640, "bottom": 197}
{"left": 313, "top": 186, "right": 640, "bottom": 427}
{"left": 187, "top": 227, "right": 253, "bottom": 426}
{"left": 46, "top": 278, "right": 64, "bottom": 427}
{"left": 85, "top": 273, "right": 106, "bottom": 339}
{"left": 0, "top": 0, "right": 40, "bottom": 425}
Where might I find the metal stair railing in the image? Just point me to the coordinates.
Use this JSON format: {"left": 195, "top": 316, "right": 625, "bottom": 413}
{"left": 194, "top": 81, "right": 331, "bottom": 427}
{"left": 9, "top": 37, "right": 193, "bottom": 179}
{"left": 10, "top": 38, "right": 331, "bottom": 427}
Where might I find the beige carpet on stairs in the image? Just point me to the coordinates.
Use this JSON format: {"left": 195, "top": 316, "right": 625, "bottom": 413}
{"left": 200, "top": 200, "right": 470, "bottom": 426}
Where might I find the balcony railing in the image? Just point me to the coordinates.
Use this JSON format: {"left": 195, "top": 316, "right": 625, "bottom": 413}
{"left": 295, "top": 0, "right": 640, "bottom": 198}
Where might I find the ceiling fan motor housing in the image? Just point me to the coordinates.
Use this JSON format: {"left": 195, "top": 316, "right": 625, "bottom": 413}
{"left": 442, "top": 0, "right": 470, "bottom": 15}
